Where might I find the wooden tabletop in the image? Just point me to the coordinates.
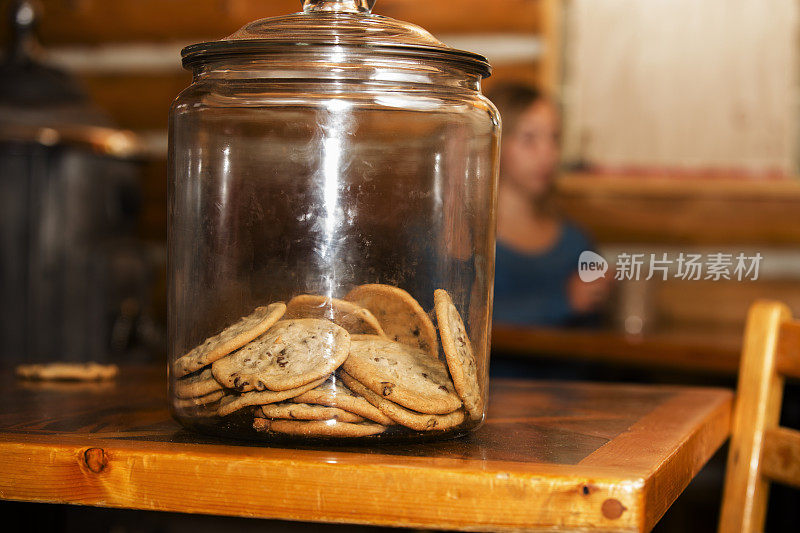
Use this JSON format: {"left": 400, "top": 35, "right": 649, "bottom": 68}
{"left": 492, "top": 325, "right": 743, "bottom": 375}
{"left": 0, "top": 366, "right": 732, "bottom": 532}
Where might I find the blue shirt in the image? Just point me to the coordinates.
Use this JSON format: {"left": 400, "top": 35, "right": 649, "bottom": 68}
{"left": 493, "top": 222, "right": 593, "bottom": 327}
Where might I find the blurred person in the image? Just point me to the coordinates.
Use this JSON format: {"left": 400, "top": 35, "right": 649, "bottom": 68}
{"left": 488, "top": 84, "right": 609, "bottom": 326}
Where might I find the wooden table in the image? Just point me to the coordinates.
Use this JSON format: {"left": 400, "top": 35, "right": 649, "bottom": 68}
{"left": 492, "top": 325, "right": 743, "bottom": 375}
{"left": 0, "top": 366, "right": 732, "bottom": 532}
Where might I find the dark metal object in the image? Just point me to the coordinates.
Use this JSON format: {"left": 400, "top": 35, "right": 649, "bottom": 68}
{"left": 0, "top": 0, "right": 155, "bottom": 363}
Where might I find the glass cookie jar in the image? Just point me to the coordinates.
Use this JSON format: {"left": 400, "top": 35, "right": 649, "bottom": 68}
{"left": 168, "top": 0, "right": 501, "bottom": 441}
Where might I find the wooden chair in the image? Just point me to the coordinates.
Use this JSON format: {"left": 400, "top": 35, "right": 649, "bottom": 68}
{"left": 719, "top": 300, "right": 800, "bottom": 533}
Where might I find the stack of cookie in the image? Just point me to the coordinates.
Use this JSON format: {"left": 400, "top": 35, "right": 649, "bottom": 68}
{"left": 171, "top": 284, "right": 484, "bottom": 439}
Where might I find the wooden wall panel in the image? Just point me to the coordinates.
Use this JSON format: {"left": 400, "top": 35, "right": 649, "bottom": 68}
{"left": 556, "top": 175, "right": 800, "bottom": 246}
{"left": 0, "top": 0, "right": 543, "bottom": 45}
{"left": 483, "top": 61, "right": 542, "bottom": 93}
{"left": 536, "top": 0, "right": 562, "bottom": 96}
{"left": 655, "top": 280, "right": 800, "bottom": 332}
{"left": 562, "top": 0, "right": 800, "bottom": 175}
{"left": 75, "top": 63, "right": 542, "bottom": 134}
{"left": 138, "top": 169, "right": 800, "bottom": 247}
{"left": 81, "top": 72, "right": 191, "bottom": 132}
{"left": 4, "top": 0, "right": 545, "bottom": 134}
{"left": 380, "top": 0, "right": 543, "bottom": 35}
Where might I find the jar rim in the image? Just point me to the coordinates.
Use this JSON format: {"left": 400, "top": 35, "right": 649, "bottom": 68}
{"left": 181, "top": 41, "right": 492, "bottom": 79}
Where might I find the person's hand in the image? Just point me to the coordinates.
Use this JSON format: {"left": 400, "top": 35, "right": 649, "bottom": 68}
{"left": 567, "top": 273, "right": 611, "bottom": 314}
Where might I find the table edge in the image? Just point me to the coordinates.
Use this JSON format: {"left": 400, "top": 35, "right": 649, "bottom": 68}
{"left": 0, "top": 381, "right": 733, "bottom": 532}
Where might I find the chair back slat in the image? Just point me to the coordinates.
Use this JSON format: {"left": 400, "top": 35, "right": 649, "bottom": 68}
{"left": 776, "top": 321, "right": 800, "bottom": 379}
{"left": 761, "top": 427, "right": 800, "bottom": 489}
{"left": 719, "top": 301, "right": 791, "bottom": 533}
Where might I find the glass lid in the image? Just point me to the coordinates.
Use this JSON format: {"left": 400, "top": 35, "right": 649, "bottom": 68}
{"left": 181, "top": 0, "right": 491, "bottom": 78}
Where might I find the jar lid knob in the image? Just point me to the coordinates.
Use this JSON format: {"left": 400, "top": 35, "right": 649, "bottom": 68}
{"left": 302, "top": 0, "right": 374, "bottom": 13}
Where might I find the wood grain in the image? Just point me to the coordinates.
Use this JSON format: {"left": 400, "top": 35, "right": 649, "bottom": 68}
{"left": 761, "top": 427, "right": 800, "bottom": 489}
{"left": 718, "top": 301, "right": 789, "bottom": 533}
{"left": 562, "top": 0, "right": 799, "bottom": 175}
{"left": 776, "top": 321, "right": 800, "bottom": 379}
{"left": 581, "top": 387, "right": 733, "bottom": 532}
{"left": 0, "top": 367, "right": 731, "bottom": 532}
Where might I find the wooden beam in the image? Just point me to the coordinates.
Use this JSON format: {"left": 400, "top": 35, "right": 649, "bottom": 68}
{"left": 761, "top": 427, "right": 800, "bottom": 489}
{"left": 379, "top": 0, "right": 543, "bottom": 35}
{"left": 1, "top": 0, "right": 543, "bottom": 45}
{"left": 558, "top": 174, "right": 800, "bottom": 199}
{"left": 777, "top": 321, "right": 800, "bottom": 380}
{"left": 655, "top": 282, "right": 800, "bottom": 333}
{"left": 556, "top": 174, "right": 800, "bottom": 246}
{"left": 537, "top": 0, "right": 563, "bottom": 96}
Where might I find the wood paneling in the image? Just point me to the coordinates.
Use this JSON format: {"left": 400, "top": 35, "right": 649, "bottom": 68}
{"left": 77, "top": 63, "right": 543, "bottom": 133}
{"left": 483, "top": 60, "right": 542, "bottom": 92}
{"left": 139, "top": 168, "right": 800, "bottom": 250}
{"left": 82, "top": 72, "right": 191, "bottom": 132}
{"left": 562, "top": 0, "right": 799, "bottom": 175}
{"left": 655, "top": 280, "right": 800, "bottom": 331}
{"left": 379, "top": 0, "right": 543, "bottom": 35}
{"left": 556, "top": 174, "right": 800, "bottom": 246}
{"left": 0, "top": 0, "right": 543, "bottom": 45}
{"left": 558, "top": 174, "right": 800, "bottom": 199}
{"left": 537, "top": 0, "right": 562, "bottom": 95}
